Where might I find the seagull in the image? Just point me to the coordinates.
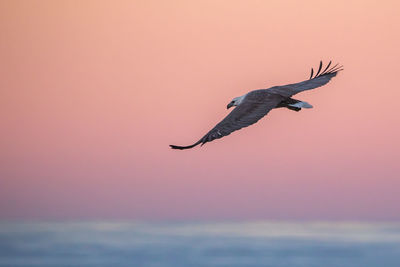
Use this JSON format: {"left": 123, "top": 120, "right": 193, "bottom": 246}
{"left": 170, "top": 61, "right": 343, "bottom": 150}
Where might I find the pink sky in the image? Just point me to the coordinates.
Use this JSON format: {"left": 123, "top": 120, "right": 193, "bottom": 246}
{"left": 1, "top": 0, "right": 399, "bottom": 220}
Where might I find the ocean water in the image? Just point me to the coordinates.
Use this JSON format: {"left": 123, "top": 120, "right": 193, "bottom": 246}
{"left": 1, "top": 221, "right": 400, "bottom": 267}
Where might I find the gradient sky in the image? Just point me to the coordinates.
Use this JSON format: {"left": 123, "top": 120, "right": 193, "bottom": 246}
{"left": 1, "top": 0, "right": 399, "bottom": 221}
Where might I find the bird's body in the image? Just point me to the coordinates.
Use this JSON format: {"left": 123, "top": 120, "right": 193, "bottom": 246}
{"left": 170, "top": 61, "right": 343, "bottom": 150}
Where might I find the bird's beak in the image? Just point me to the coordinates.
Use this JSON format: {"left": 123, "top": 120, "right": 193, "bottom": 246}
{"left": 227, "top": 102, "right": 234, "bottom": 109}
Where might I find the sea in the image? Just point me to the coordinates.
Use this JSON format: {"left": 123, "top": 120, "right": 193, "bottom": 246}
{"left": 1, "top": 221, "right": 399, "bottom": 266}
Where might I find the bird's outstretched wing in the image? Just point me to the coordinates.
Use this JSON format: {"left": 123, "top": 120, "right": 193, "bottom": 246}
{"left": 268, "top": 61, "right": 343, "bottom": 97}
{"left": 170, "top": 92, "right": 284, "bottom": 150}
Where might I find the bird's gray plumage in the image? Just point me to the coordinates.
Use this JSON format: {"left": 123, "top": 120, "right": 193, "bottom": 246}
{"left": 170, "top": 61, "right": 343, "bottom": 150}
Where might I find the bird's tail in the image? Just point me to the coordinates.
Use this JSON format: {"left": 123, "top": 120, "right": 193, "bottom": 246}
{"left": 288, "top": 100, "right": 313, "bottom": 109}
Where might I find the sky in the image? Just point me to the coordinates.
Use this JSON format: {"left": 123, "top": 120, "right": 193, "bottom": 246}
{"left": 0, "top": 0, "right": 399, "bottom": 221}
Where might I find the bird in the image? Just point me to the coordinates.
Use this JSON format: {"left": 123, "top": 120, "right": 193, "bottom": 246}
{"left": 170, "top": 61, "right": 343, "bottom": 150}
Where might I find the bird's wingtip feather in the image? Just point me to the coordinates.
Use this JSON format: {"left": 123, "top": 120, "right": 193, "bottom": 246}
{"left": 170, "top": 144, "right": 185, "bottom": 150}
{"left": 309, "top": 61, "right": 343, "bottom": 79}
{"left": 169, "top": 140, "right": 202, "bottom": 150}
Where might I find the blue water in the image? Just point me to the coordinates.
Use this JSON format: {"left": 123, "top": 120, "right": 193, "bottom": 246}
{"left": 1, "top": 221, "right": 400, "bottom": 266}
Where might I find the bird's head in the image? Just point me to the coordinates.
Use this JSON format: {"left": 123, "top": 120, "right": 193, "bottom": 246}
{"left": 227, "top": 96, "right": 245, "bottom": 109}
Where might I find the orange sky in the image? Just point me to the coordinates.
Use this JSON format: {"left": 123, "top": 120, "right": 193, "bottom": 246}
{"left": 1, "top": 0, "right": 399, "bottom": 220}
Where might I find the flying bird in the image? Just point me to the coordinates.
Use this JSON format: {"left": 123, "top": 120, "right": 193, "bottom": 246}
{"left": 170, "top": 61, "right": 343, "bottom": 150}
